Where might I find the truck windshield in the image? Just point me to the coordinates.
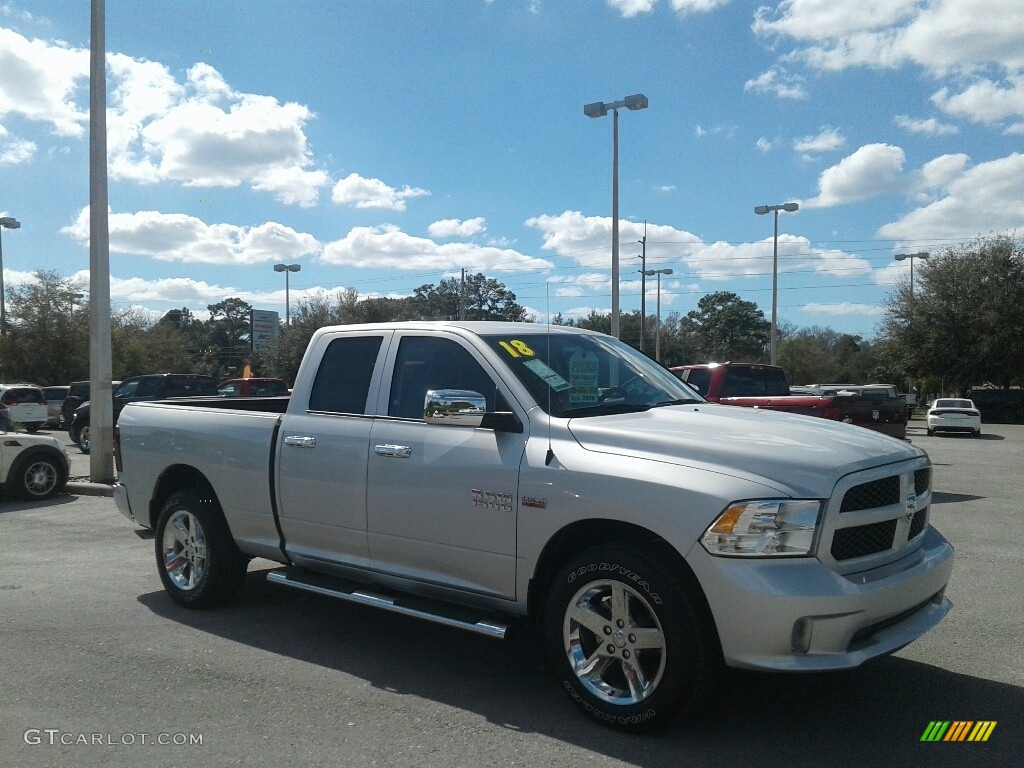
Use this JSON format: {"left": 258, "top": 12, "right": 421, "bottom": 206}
{"left": 482, "top": 332, "right": 702, "bottom": 417}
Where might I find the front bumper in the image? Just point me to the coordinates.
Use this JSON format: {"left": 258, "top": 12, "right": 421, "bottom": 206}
{"left": 686, "top": 525, "right": 953, "bottom": 671}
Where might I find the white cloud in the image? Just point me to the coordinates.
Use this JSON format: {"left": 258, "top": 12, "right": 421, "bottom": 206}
{"left": 670, "top": 0, "right": 730, "bottom": 14}
{"left": 320, "top": 224, "right": 553, "bottom": 272}
{"left": 103, "top": 56, "right": 330, "bottom": 205}
{"left": 657, "top": 185, "right": 676, "bottom": 193}
{"left": 803, "top": 143, "right": 906, "bottom": 208}
{"left": 427, "top": 217, "right": 487, "bottom": 238}
{"left": 894, "top": 114, "right": 959, "bottom": 136}
{"left": 878, "top": 152, "right": 1024, "bottom": 241}
{"left": 793, "top": 127, "right": 846, "bottom": 153}
{"left": 607, "top": 0, "right": 656, "bottom": 17}
{"left": 756, "top": 137, "right": 773, "bottom": 153}
{"left": 931, "top": 76, "right": 1024, "bottom": 125}
{"left": 744, "top": 67, "right": 808, "bottom": 99}
{"left": 331, "top": 173, "right": 430, "bottom": 211}
{"left": 0, "top": 28, "right": 89, "bottom": 137}
{"left": 0, "top": 126, "right": 35, "bottom": 164}
{"left": 525, "top": 211, "right": 871, "bottom": 282}
{"left": 62, "top": 207, "right": 320, "bottom": 265}
{"left": 802, "top": 302, "right": 886, "bottom": 317}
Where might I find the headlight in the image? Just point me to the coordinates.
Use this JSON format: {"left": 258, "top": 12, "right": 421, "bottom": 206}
{"left": 702, "top": 499, "right": 822, "bottom": 557}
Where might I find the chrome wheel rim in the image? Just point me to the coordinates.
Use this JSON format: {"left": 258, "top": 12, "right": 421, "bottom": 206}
{"left": 24, "top": 460, "right": 58, "bottom": 497}
{"left": 162, "top": 510, "right": 207, "bottom": 591}
{"left": 79, "top": 426, "right": 91, "bottom": 452}
{"left": 563, "top": 579, "right": 667, "bottom": 706}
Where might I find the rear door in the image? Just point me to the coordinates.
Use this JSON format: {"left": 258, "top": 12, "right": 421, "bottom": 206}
{"left": 275, "top": 331, "right": 391, "bottom": 568}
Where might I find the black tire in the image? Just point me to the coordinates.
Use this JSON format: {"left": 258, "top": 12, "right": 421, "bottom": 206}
{"left": 926, "top": 428, "right": 935, "bottom": 436}
{"left": 11, "top": 454, "right": 65, "bottom": 500}
{"left": 543, "top": 544, "right": 718, "bottom": 731}
{"left": 76, "top": 425, "right": 91, "bottom": 454}
{"left": 154, "top": 489, "right": 249, "bottom": 608}
{"left": 25, "top": 423, "right": 41, "bottom": 433}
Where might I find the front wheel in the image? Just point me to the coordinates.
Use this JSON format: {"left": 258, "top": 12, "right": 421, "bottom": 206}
{"left": 154, "top": 489, "right": 249, "bottom": 608}
{"left": 12, "top": 455, "right": 65, "bottom": 500}
{"left": 543, "top": 544, "right": 718, "bottom": 731}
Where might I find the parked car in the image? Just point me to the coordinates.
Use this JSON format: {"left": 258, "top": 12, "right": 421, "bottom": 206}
{"left": 0, "top": 384, "right": 47, "bottom": 432}
{"left": 61, "top": 380, "right": 91, "bottom": 428}
{"left": 966, "top": 387, "right": 1024, "bottom": 424}
{"left": 0, "top": 427, "right": 69, "bottom": 500}
{"left": 217, "top": 377, "right": 289, "bottom": 397}
{"left": 927, "top": 398, "right": 982, "bottom": 436}
{"left": 69, "top": 374, "right": 218, "bottom": 453}
{"left": 42, "top": 385, "right": 70, "bottom": 427}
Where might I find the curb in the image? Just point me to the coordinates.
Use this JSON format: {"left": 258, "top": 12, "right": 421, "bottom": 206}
{"left": 65, "top": 480, "right": 115, "bottom": 498}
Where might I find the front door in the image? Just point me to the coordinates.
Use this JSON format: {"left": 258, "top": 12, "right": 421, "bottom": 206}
{"left": 366, "top": 334, "right": 524, "bottom": 599}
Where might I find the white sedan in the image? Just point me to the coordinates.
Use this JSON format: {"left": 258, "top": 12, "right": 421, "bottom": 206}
{"left": 927, "top": 398, "right": 982, "bottom": 436}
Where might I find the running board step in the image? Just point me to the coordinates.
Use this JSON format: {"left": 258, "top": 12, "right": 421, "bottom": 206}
{"left": 266, "top": 569, "right": 509, "bottom": 640}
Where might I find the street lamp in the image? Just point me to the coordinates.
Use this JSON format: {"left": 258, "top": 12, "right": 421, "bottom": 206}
{"left": 585, "top": 93, "right": 648, "bottom": 339}
{"left": 642, "top": 268, "right": 673, "bottom": 363}
{"left": 754, "top": 202, "right": 799, "bottom": 366}
{"left": 273, "top": 263, "right": 301, "bottom": 326}
{"left": 0, "top": 216, "right": 21, "bottom": 337}
{"left": 894, "top": 251, "right": 929, "bottom": 296}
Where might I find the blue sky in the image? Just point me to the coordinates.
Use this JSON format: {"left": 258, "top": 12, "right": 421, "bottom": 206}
{"left": 1, "top": 0, "right": 1022, "bottom": 338}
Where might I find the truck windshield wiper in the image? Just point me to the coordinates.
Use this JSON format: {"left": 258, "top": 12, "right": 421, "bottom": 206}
{"left": 563, "top": 403, "right": 652, "bottom": 417}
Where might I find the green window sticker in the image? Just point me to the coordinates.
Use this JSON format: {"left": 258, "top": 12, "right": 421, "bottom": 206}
{"left": 523, "top": 359, "right": 571, "bottom": 391}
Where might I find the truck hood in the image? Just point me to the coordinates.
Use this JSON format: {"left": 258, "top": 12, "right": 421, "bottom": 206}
{"left": 566, "top": 403, "right": 922, "bottom": 498}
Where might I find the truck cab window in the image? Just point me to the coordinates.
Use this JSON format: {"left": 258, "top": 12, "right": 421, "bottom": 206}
{"left": 309, "top": 336, "right": 384, "bottom": 414}
{"left": 389, "top": 336, "right": 497, "bottom": 419}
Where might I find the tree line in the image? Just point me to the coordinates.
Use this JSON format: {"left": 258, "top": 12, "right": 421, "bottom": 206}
{"left": 2, "top": 233, "right": 1021, "bottom": 397}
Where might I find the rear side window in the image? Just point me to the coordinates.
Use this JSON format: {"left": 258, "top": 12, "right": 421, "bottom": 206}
{"left": 722, "top": 367, "right": 790, "bottom": 397}
{"left": 309, "top": 336, "right": 383, "bottom": 414}
{"left": 683, "top": 369, "right": 711, "bottom": 396}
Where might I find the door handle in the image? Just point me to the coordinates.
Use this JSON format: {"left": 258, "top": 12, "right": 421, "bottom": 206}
{"left": 374, "top": 444, "right": 412, "bottom": 458}
{"left": 284, "top": 435, "right": 317, "bottom": 448}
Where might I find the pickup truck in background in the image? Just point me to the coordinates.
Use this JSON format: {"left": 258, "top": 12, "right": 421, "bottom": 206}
{"left": 113, "top": 322, "right": 952, "bottom": 731}
{"left": 671, "top": 363, "right": 908, "bottom": 440}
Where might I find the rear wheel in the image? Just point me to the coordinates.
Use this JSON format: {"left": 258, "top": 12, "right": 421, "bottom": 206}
{"left": 25, "top": 423, "right": 41, "bottom": 433}
{"left": 543, "top": 544, "right": 718, "bottom": 731}
{"left": 926, "top": 428, "right": 935, "bottom": 436}
{"left": 154, "top": 489, "right": 248, "bottom": 608}
{"left": 76, "top": 425, "right": 91, "bottom": 454}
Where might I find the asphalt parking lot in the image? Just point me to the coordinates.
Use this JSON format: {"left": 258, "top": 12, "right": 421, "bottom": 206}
{"left": 1, "top": 421, "right": 1022, "bottom": 767}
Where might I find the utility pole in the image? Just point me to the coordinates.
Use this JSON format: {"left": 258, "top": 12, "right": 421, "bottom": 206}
{"left": 637, "top": 223, "right": 647, "bottom": 353}
{"left": 459, "top": 268, "right": 466, "bottom": 321}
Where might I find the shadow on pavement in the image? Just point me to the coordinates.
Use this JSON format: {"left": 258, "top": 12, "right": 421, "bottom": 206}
{"left": 137, "top": 567, "right": 1022, "bottom": 768}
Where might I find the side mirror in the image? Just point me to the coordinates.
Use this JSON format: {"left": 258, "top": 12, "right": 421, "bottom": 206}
{"left": 423, "top": 389, "right": 523, "bottom": 433}
{"left": 423, "top": 389, "right": 487, "bottom": 428}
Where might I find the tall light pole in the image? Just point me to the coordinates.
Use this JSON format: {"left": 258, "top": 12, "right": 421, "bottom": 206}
{"left": 585, "top": 93, "right": 648, "bottom": 339}
{"left": 754, "top": 202, "right": 799, "bottom": 366}
{"left": 274, "top": 264, "right": 301, "bottom": 325}
{"left": 642, "top": 268, "right": 673, "bottom": 363}
{"left": 0, "top": 216, "right": 20, "bottom": 338}
{"left": 894, "top": 251, "right": 929, "bottom": 400}
{"left": 894, "top": 251, "right": 929, "bottom": 296}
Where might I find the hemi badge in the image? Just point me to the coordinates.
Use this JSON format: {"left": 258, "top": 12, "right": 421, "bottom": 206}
{"left": 521, "top": 496, "right": 547, "bottom": 509}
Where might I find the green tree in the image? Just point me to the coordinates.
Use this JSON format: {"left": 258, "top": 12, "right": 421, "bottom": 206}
{"left": 205, "top": 297, "right": 253, "bottom": 378}
{"left": 882, "top": 234, "right": 1024, "bottom": 393}
{"left": 681, "top": 291, "right": 769, "bottom": 362}
{"left": 0, "top": 270, "right": 88, "bottom": 384}
{"left": 412, "top": 273, "right": 527, "bottom": 322}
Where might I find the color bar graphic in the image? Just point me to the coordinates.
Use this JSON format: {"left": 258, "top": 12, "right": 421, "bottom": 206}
{"left": 920, "top": 721, "right": 996, "bottom": 742}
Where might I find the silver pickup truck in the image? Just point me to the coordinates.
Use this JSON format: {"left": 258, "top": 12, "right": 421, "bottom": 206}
{"left": 114, "top": 322, "right": 953, "bottom": 731}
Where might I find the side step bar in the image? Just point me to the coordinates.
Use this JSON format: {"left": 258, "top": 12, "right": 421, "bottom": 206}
{"left": 266, "top": 569, "right": 509, "bottom": 640}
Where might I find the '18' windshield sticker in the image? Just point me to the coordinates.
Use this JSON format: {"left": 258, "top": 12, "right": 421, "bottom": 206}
{"left": 523, "top": 359, "right": 571, "bottom": 391}
{"left": 498, "top": 339, "right": 535, "bottom": 358}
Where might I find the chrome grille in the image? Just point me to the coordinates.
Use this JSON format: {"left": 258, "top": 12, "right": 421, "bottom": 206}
{"left": 831, "top": 519, "right": 897, "bottom": 560}
{"left": 840, "top": 475, "right": 900, "bottom": 513}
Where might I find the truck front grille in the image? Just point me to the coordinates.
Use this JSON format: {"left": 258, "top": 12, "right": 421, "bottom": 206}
{"left": 840, "top": 475, "right": 900, "bottom": 512}
{"left": 914, "top": 467, "right": 931, "bottom": 496}
{"left": 909, "top": 508, "right": 928, "bottom": 539}
{"left": 831, "top": 519, "right": 897, "bottom": 560}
